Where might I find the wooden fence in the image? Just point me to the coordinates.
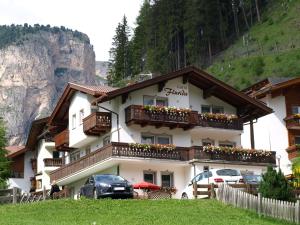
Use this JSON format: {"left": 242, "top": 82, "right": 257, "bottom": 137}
{"left": 0, "top": 187, "right": 21, "bottom": 204}
{"left": 217, "top": 184, "right": 300, "bottom": 224}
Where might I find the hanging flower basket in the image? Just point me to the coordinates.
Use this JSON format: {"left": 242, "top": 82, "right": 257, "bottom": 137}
{"left": 199, "top": 113, "right": 238, "bottom": 123}
{"left": 129, "top": 143, "right": 176, "bottom": 151}
{"left": 293, "top": 114, "right": 300, "bottom": 119}
{"left": 143, "top": 105, "right": 191, "bottom": 116}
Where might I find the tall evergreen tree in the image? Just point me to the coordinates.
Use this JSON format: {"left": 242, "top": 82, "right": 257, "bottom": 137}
{"left": 0, "top": 118, "right": 10, "bottom": 189}
{"left": 108, "top": 15, "right": 132, "bottom": 87}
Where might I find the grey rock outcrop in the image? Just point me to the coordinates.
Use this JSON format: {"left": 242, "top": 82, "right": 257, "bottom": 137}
{"left": 0, "top": 30, "right": 96, "bottom": 145}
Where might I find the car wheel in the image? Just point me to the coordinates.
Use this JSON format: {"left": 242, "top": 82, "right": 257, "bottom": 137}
{"left": 181, "top": 193, "right": 188, "bottom": 199}
{"left": 93, "top": 189, "right": 98, "bottom": 200}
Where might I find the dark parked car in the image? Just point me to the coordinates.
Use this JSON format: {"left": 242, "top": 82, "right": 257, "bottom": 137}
{"left": 80, "top": 174, "right": 134, "bottom": 199}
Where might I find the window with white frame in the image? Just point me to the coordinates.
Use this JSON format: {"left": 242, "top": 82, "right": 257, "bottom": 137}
{"left": 143, "top": 95, "right": 168, "bottom": 106}
{"left": 161, "top": 172, "right": 174, "bottom": 187}
{"left": 70, "top": 150, "right": 80, "bottom": 162}
{"left": 201, "top": 105, "right": 224, "bottom": 114}
{"left": 79, "top": 109, "right": 84, "bottom": 125}
{"left": 143, "top": 171, "right": 156, "bottom": 184}
{"left": 292, "top": 106, "right": 300, "bottom": 114}
{"left": 72, "top": 114, "right": 76, "bottom": 129}
{"left": 219, "top": 141, "right": 236, "bottom": 148}
{"left": 141, "top": 134, "right": 172, "bottom": 145}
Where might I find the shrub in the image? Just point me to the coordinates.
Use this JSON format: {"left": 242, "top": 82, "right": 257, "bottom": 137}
{"left": 250, "top": 57, "right": 265, "bottom": 76}
{"left": 259, "top": 166, "right": 294, "bottom": 201}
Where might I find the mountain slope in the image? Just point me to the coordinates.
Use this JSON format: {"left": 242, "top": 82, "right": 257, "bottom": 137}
{"left": 208, "top": 0, "right": 300, "bottom": 90}
{"left": 0, "top": 26, "right": 96, "bottom": 145}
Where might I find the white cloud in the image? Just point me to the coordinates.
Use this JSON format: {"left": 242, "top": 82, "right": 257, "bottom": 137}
{"left": 0, "top": 0, "right": 142, "bottom": 60}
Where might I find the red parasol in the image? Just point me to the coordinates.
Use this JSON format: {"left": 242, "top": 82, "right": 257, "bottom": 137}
{"left": 133, "top": 181, "right": 161, "bottom": 190}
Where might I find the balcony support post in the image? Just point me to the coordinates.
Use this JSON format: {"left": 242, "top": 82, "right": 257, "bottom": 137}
{"left": 250, "top": 119, "right": 255, "bottom": 149}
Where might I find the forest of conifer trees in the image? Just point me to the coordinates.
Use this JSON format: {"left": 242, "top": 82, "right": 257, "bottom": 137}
{"left": 108, "top": 0, "right": 271, "bottom": 86}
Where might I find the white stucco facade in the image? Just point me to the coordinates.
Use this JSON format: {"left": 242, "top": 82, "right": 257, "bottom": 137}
{"left": 242, "top": 94, "right": 291, "bottom": 174}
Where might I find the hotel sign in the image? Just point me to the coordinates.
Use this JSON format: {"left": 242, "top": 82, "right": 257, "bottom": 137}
{"left": 163, "top": 85, "right": 188, "bottom": 96}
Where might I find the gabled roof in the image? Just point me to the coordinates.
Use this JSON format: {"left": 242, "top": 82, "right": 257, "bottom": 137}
{"left": 25, "top": 117, "right": 49, "bottom": 151}
{"left": 5, "top": 146, "right": 26, "bottom": 158}
{"left": 48, "top": 83, "right": 116, "bottom": 126}
{"left": 243, "top": 77, "right": 300, "bottom": 98}
{"left": 95, "top": 66, "right": 272, "bottom": 122}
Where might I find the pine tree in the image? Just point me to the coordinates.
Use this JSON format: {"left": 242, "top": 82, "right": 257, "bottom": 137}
{"left": 0, "top": 118, "right": 10, "bottom": 189}
{"left": 259, "top": 166, "right": 294, "bottom": 202}
{"left": 108, "top": 15, "right": 132, "bottom": 87}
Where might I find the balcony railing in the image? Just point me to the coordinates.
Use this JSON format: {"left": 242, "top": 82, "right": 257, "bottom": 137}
{"left": 50, "top": 143, "right": 275, "bottom": 182}
{"left": 44, "top": 158, "right": 64, "bottom": 167}
{"left": 189, "top": 146, "right": 276, "bottom": 164}
{"left": 198, "top": 114, "right": 243, "bottom": 130}
{"left": 125, "top": 105, "right": 243, "bottom": 130}
{"left": 54, "top": 129, "right": 70, "bottom": 151}
{"left": 83, "top": 112, "right": 111, "bottom": 136}
{"left": 287, "top": 145, "right": 300, "bottom": 160}
{"left": 125, "top": 105, "right": 198, "bottom": 129}
{"left": 285, "top": 116, "right": 300, "bottom": 130}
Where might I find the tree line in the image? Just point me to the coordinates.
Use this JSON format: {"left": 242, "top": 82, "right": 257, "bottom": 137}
{"left": 108, "top": 0, "right": 271, "bottom": 86}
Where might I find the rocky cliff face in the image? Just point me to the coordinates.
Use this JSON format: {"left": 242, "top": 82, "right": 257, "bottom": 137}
{"left": 0, "top": 30, "right": 96, "bottom": 145}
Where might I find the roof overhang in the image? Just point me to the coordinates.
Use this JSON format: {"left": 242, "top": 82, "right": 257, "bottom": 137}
{"left": 25, "top": 117, "right": 49, "bottom": 151}
{"left": 95, "top": 66, "right": 272, "bottom": 122}
{"left": 6, "top": 146, "right": 26, "bottom": 158}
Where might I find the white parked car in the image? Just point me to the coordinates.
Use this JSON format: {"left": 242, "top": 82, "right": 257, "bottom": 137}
{"left": 181, "top": 168, "right": 243, "bottom": 199}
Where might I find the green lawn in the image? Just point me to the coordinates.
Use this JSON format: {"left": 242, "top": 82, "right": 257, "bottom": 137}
{"left": 0, "top": 199, "right": 294, "bottom": 225}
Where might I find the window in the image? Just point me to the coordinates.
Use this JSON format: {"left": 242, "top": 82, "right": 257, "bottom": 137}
{"left": 143, "top": 95, "right": 168, "bottom": 106}
{"left": 144, "top": 171, "right": 156, "bottom": 184}
{"left": 53, "top": 151, "right": 60, "bottom": 159}
{"left": 201, "top": 105, "right": 211, "bottom": 113}
{"left": 141, "top": 134, "right": 172, "bottom": 145}
{"left": 295, "top": 136, "right": 300, "bottom": 145}
{"left": 216, "top": 169, "right": 240, "bottom": 176}
{"left": 103, "top": 136, "right": 111, "bottom": 146}
{"left": 156, "top": 97, "right": 168, "bottom": 107}
{"left": 292, "top": 106, "right": 300, "bottom": 114}
{"left": 70, "top": 150, "right": 80, "bottom": 162}
{"left": 141, "top": 135, "right": 155, "bottom": 144}
{"left": 219, "top": 141, "right": 235, "bottom": 148}
{"left": 72, "top": 114, "right": 76, "bottom": 129}
{"left": 143, "top": 96, "right": 155, "bottom": 106}
{"left": 202, "top": 138, "right": 214, "bottom": 146}
{"left": 161, "top": 172, "right": 174, "bottom": 187}
{"left": 212, "top": 106, "right": 224, "bottom": 114}
{"left": 201, "top": 105, "right": 224, "bottom": 114}
{"left": 79, "top": 109, "right": 84, "bottom": 125}
{"left": 157, "top": 136, "right": 171, "bottom": 145}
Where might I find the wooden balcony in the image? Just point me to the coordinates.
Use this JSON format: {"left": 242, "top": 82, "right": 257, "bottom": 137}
{"left": 285, "top": 116, "right": 300, "bottom": 130}
{"left": 54, "top": 129, "right": 70, "bottom": 151}
{"left": 198, "top": 114, "right": 243, "bottom": 130}
{"left": 50, "top": 142, "right": 275, "bottom": 182}
{"left": 125, "top": 105, "right": 198, "bottom": 130}
{"left": 189, "top": 146, "right": 276, "bottom": 165}
{"left": 83, "top": 112, "right": 111, "bottom": 136}
{"left": 287, "top": 145, "right": 300, "bottom": 160}
{"left": 43, "top": 158, "right": 64, "bottom": 167}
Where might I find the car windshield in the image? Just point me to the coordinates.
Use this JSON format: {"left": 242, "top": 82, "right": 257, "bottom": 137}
{"left": 216, "top": 169, "right": 240, "bottom": 176}
{"left": 244, "top": 175, "right": 261, "bottom": 182}
{"left": 95, "top": 175, "right": 125, "bottom": 183}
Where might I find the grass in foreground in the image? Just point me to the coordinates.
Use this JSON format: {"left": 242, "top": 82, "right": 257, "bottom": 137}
{"left": 0, "top": 199, "right": 294, "bottom": 225}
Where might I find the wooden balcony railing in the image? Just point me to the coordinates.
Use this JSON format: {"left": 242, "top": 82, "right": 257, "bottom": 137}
{"left": 50, "top": 143, "right": 275, "bottom": 182}
{"left": 83, "top": 112, "right": 111, "bottom": 136}
{"left": 198, "top": 115, "right": 243, "bottom": 130}
{"left": 44, "top": 158, "right": 63, "bottom": 167}
{"left": 287, "top": 145, "right": 300, "bottom": 160}
{"left": 285, "top": 116, "right": 300, "bottom": 130}
{"left": 125, "top": 105, "right": 198, "bottom": 130}
{"left": 189, "top": 146, "right": 276, "bottom": 164}
{"left": 54, "top": 129, "right": 70, "bottom": 151}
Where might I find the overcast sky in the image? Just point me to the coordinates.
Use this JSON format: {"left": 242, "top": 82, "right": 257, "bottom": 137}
{"left": 0, "top": 0, "right": 142, "bottom": 61}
